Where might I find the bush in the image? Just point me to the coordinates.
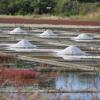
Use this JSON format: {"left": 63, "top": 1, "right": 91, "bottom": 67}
{"left": 79, "top": 3, "right": 100, "bottom": 15}
{"left": 0, "top": 0, "right": 99, "bottom": 16}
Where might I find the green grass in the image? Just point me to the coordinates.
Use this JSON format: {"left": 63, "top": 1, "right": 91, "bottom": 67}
{"left": 0, "top": 11, "right": 100, "bottom": 21}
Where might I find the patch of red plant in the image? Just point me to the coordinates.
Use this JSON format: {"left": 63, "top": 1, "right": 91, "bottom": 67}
{"left": 0, "top": 68, "right": 40, "bottom": 86}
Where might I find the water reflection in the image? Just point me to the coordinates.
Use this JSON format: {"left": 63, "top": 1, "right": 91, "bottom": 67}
{"left": 55, "top": 72, "right": 100, "bottom": 91}
{"left": 46, "top": 93, "right": 100, "bottom": 100}
{"left": 1, "top": 72, "right": 100, "bottom": 100}
{"left": 1, "top": 92, "right": 100, "bottom": 100}
{"left": 44, "top": 72, "right": 100, "bottom": 100}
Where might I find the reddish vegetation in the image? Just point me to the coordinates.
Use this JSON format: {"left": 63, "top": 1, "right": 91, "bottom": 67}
{"left": 0, "top": 68, "right": 40, "bottom": 86}
{"left": 0, "top": 18, "right": 100, "bottom": 26}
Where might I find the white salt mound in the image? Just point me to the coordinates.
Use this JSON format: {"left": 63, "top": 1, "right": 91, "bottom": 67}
{"left": 74, "top": 33, "right": 94, "bottom": 40}
{"left": 40, "top": 29, "right": 56, "bottom": 38}
{"left": 10, "top": 27, "right": 27, "bottom": 34}
{"left": 58, "top": 45, "right": 86, "bottom": 56}
{"left": 11, "top": 39, "right": 36, "bottom": 48}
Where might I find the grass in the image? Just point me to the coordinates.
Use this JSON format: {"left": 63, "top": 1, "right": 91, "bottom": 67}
{"left": 70, "top": 11, "right": 100, "bottom": 21}
{"left": 0, "top": 10, "right": 100, "bottom": 21}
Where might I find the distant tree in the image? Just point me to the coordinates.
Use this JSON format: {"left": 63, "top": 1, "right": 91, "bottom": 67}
{"left": 78, "top": 0, "right": 100, "bottom": 3}
{"left": 31, "top": 0, "right": 55, "bottom": 14}
{"left": 0, "top": 0, "right": 9, "bottom": 14}
{"left": 15, "top": 0, "right": 33, "bottom": 15}
{"left": 0, "top": 0, "right": 99, "bottom": 16}
{"left": 7, "top": 1, "right": 18, "bottom": 15}
{"left": 55, "top": 0, "right": 79, "bottom": 16}
{"left": 63, "top": 0, "right": 79, "bottom": 16}
{"left": 54, "top": 0, "right": 68, "bottom": 14}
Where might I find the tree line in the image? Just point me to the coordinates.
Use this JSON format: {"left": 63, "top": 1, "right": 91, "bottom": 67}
{"left": 0, "top": 0, "right": 99, "bottom": 16}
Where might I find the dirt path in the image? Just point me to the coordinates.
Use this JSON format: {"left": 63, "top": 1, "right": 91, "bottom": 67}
{"left": 0, "top": 17, "right": 100, "bottom": 33}
{"left": 0, "top": 17, "right": 100, "bottom": 26}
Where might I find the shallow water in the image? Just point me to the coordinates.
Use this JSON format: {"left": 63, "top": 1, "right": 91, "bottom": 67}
{"left": 44, "top": 72, "right": 100, "bottom": 100}
{"left": 1, "top": 72, "right": 100, "bottom": 100}
{"left": 55, "top": 72, "right": 100, "bottom": 90}
{"left": 45, "top": 93, "right": 100, "bottom": 100}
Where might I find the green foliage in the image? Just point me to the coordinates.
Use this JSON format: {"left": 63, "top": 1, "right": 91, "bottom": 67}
{"left": 0, "top": 0, "right": 9, "bottom": 14}
{"left": 78, "top": 0, "right": 100, "bottom": 3}
{"left": 62, "top": 0, "right": 79, "bottom": 16}
{"left": 79, "top": 3, "right": 100, "bottom": 15}
{"left": 0, "top": 0, "right": 99, "bottom": 16}
{"left": 54, "top": 0, "right": 68, "bottom": 14}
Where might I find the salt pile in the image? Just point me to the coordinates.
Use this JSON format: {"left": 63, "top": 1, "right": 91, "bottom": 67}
{"left": 58, "top": 45, "right": 86, "bottom": 56}
{"left": 74, "top": 33, "right": 94, "bottom": 40}
{"left": 40, "top": 29, "right": 56, "bottom": 38}
{"left": 11, "top": 39, "right": 36, "bottom": 48}
{"left": 10, "top": 27, "right": 27, "bottom": 34}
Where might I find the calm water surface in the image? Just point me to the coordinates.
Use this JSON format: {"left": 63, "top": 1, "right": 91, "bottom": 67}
{"left": 45, "top": 72, "right": 100, "bottom": 100}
